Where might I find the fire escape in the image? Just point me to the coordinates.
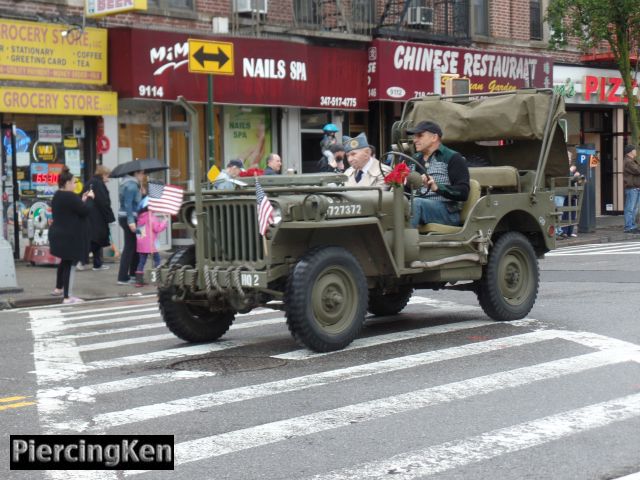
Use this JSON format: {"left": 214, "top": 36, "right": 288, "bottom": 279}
{"left": 376, "top": 0, "right": 471, "bottom": 45}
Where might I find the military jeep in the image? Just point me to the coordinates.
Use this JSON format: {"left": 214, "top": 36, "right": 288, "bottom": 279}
{"left": 156, "top": 89, "right": 581, "bottom": 352}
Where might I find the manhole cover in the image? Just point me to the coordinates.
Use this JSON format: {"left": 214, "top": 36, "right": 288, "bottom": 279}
{"left": 170, "top": 355, "right": 287, "bottom": 374}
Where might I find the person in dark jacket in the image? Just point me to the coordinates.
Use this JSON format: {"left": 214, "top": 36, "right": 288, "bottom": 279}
{"left": 49, "top": 166, "right": 95, "bottom": 304}
{"left": 84, "top": 165, "right": 115, "bottom": 270}
{"left": 117, "top": 170, "right": 144, "bottom": 284}
{"left": 263, "top": 153, "right": 282, "bottom": 175}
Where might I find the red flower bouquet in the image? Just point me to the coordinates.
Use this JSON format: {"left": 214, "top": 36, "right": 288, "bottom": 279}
{"left": 384, "top": 163, "right": 410, "bottom": 188}
{"left": 239, "top": 168, "right": 265, "bottom": 177}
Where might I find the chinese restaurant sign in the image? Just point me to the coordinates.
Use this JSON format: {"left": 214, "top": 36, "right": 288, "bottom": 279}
{"left": 109, "top": 28, "right": 368, "bottom": 110}
{"left": 368, "top": 39, "right": 553, "bottom": 101}
{"left": 0, "top": 19, "right": 107, "bottom": 85}
{"left": 0, "top": 86, "right": 118, "bottom": 116}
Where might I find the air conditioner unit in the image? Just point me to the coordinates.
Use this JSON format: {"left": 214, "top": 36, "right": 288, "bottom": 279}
{"left": 445, "top": 78, "right": 471, "bottom": 96}
{"left": 407, "top": 6, "right": 433, "bottom": 26}
{"left": 233, "top": 0, "right": 268, "bottom": 15}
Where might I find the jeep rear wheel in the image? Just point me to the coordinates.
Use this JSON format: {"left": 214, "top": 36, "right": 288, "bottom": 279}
{"left": 158, "top": 247, "right": 235, "bottom": 343}
{"left": 477, "top": 232, "right": 539, "bottom": 321}
{"left": 368, "top": 286, "right": 414, "bottom": 316}
{"left": 285, "top": 246, "right": 368, "bottom": 352}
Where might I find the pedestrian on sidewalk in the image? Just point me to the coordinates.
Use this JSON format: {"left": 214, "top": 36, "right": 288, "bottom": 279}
{"left": 117, "top": 170, "right": 144, "bottom": 284}
{"left": 85, "top": 165, "right": 115, "bottom": 270}
{"left": 623, "top": 144, "right": 640, "bottom": 234}
{"left": 134, "top": 197, "right": 168, "bottom": 287}
{"left": 49, "top": 167, "right": 95, "bottom": 304}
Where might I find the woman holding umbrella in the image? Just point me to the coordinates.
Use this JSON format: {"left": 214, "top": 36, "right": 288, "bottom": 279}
{"left": 111, "top": 159, "right": 169, "bottom": 285}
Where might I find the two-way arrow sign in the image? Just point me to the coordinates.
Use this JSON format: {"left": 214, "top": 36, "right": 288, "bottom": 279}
{"left": 188, "top": 39, "right": 234, "bottom": 75}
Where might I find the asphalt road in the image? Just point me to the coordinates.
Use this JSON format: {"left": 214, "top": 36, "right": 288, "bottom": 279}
{"left": 1, "top": 240, "right": 640, "bottom": 480}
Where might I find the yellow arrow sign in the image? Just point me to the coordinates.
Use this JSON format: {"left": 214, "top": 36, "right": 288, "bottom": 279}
{"left": 188, "top": 39, "right": 234, "bottom": 75}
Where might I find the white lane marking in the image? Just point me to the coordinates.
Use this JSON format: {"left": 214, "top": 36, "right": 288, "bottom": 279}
{"left": 274, "top": 319, "right": 493, "bottom": 360}
{"left": 12, "top": 294, "right": 157, "bottom": 313}
{"left": 84, "top": 338, "right": 267, "bottom": 370}
{"left": 307, "top": 392, "right": 640, "bottom": 480}
{"left": 548, "top": 242, "right": 640, "bottom": 256}
{"left": 159, "top": 349, "right": 636, "bottom": 470}
{"left": 49, "top": 317, "right": 287, "bottom": 353}
{"left": 552, "top": 241, "right": 640, "bottom": 252}
{"left": 60, "top": 316, "right": 285, "bottom": 340}
{"left": 614, "top": 473, "right": 640, "bottom": 480}
{"left": 61, "top": 304, "right": 158, "bottom": 319}
{"left": 62, "top": 330, "right": 560, "bottom": 432}
{"left": 32, "top": 313, "right": 161, "bottom": 334}
{"left": 39, "top": 371, "right": 216, "bottom": 405}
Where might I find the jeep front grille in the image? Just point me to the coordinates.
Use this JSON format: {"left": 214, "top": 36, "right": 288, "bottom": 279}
{"left": 205, "top": 202, "right": 264, "bottom": 262}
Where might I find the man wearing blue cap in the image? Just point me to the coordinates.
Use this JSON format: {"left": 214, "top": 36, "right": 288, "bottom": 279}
{"left": 406, "top": 121, "right": 470, "bottom": 228}
{"left": 343, "top": 133, "right": 391, "bottom": 189}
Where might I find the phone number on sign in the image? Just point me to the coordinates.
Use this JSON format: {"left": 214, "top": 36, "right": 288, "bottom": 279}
{"left": 319, "top": 96, "right": 357, "bottom": 108}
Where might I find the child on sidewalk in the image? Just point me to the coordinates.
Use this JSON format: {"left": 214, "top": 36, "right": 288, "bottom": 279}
{"left": 134, "top": 197, "right": 168, "bottom": 287}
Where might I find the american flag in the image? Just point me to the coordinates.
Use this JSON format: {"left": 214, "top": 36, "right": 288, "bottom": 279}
{"left": 148, "top": 181, "right": 184, "bottom": 215}
{"left": 255, "top": 177, "right": 274, "bottom": 236}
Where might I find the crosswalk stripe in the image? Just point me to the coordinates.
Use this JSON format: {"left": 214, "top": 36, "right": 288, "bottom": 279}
{"left": 159, "top": 349, "right": 632, "bottom": 469}
{"left": 308, "top": 392, "right": 640, "bottom": 480}
{"left": 274, "top": 319, "right": 492, "bottom": 360}
{"left": 40, "top": 371, "right": 216, "bottom": 404}
{"left": 57, "top": 330, "right": 557, "bottom": 432}
{"left": 61, "top": 304, "right": 158, "bottom": 319}
{"left": 548, "top": 242, "right": 640, "bottom": 256}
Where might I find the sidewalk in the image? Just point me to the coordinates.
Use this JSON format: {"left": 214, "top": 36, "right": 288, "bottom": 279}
{"left": 0, "top": 215, "right": 636, "bottom": 310}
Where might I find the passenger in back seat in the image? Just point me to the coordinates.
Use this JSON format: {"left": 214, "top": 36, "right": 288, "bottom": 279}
{"left": 406, "top": 121, "right": 470, "bottom": 228}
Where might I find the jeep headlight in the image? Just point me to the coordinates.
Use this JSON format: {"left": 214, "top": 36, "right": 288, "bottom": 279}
{"left": 271, "top": 205, "right": 283, "bottom": 226}
{"left": 189, "top": 208, "right": 198, "bottom": 227}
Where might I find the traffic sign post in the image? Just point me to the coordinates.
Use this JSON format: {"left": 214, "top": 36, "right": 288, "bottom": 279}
{"left": 188, "top": 39, "right": 235, "bottom": 171}
{"left": 188, "top": 40, "right": 234, "bottom": 75}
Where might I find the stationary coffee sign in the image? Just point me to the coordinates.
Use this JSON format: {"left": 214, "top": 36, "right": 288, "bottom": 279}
{"left": 368, "top": 39, "right": 553, "bottom": 101}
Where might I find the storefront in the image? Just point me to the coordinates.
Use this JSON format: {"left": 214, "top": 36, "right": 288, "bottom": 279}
{"left": 553, "top": 65, "right": 634, "bottom": 215}
{"left": 0, "top": 19, "right": 116, "bottom": 262}
{"left": 108, "top": 28, "right": 368, "bottom": 184}
{"left": 366, "top": 39, "right": 554, "bottom": 155}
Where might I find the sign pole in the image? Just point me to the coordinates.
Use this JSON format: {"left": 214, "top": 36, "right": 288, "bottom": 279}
{"left": 207, "top": 74, "right": 215, "bottom": 170}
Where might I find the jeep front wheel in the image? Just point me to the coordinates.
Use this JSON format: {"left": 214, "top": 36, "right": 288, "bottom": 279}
{"left": 477, "top": 232, "right": 539, "bottom": 321}
{"left": 158, "top": 247, "right": 235, "bottom": 343}
{"left": 285, "top": 246, "right": 368, "bottom": 352}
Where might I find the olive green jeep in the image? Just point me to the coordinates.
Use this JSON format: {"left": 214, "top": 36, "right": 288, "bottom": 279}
{"left": 155, "top": 89, "right": 582, "bottom": 352}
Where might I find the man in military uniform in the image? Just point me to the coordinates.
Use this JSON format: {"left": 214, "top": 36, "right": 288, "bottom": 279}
{"left": 343, "top": 133, "right": 391, "bottom": 189}
{"left": 406, "top": 121, "right": 470, "bottom": 227}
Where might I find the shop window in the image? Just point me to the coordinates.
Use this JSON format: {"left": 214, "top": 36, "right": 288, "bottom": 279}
{"left": 530, "top": 0, "right": 542, "bottom": 40}
{"left": 223, "top": 106, "right": 272, "bottom": 170}
{"left": 471, "top": 0, "right": 488, "bottom": 36}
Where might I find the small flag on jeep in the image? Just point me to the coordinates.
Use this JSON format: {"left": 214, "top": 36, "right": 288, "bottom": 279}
{"left": 255, "top": 178, "right": 274, "bottom": 236}
{"left": 148, "top": 181, "right": 184, "bottom": 215}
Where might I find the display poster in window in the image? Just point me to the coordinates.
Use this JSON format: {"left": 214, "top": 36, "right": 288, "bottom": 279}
{"left": 16, "top": 152, "right": 30, "bottom": 167}
{"left": 32, "top": 142, "right": 57, "bottom": 163}
{"left": 223, "top": 107, "right": 272, "bottom": 170}
{"left": 65, "top": 149, "right": 81, "bottom": 176}
{"left": 38, "top": 124, "right": 63, "bottom": 143}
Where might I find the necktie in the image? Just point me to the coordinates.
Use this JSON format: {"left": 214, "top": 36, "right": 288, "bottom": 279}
{"left": 355, "top": 170, "right": 363, "bottom": 183}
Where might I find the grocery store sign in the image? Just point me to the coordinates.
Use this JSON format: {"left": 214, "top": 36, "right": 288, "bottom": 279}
{"left": 0, "top": 19, "right": 107, "bottom": 85}
{"left": 0, "top": 86, "right": 118, "bottom": 116}
{"left": 86, "top": 0, "right": 147, "bottom": 18}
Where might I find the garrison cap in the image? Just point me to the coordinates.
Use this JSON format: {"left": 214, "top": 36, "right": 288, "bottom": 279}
{"left": 343, "top": 132, "right": 369, "bottom": 153}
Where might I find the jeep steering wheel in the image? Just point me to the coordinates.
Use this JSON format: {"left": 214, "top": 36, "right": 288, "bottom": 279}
{"left": 384, "top": 151, "right": 426, "bottom": 175}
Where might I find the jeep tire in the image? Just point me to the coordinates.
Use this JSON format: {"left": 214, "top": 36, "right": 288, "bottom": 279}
{"left": 368, "top": 286, "right": 414, "bottom": 316}
{"left": 158, "top": 247, "right": 235, "bottom": 343}
{"left": 477, "top": 232, "right": 539, "bottom": 321}
{"left": 285, "top": 246, "right": 368, "bottom": 352}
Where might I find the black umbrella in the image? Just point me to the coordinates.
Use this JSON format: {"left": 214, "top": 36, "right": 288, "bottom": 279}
{"left": 110, "top": 159, "right": 169, "bottom": 178}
